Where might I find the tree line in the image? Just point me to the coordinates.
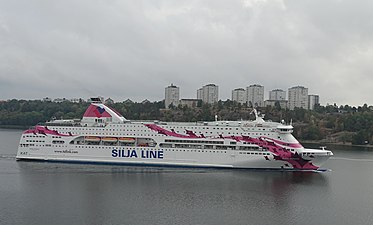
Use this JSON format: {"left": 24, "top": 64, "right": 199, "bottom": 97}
{"left": 1, "top": 99, "right": 373, "bottom": 145}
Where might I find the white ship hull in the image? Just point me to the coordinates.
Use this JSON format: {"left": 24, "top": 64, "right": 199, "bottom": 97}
{"left": 17, "top": 136, "right": 331, "bottom": 170}
{"left": 16, "top": 102, "right": 333, "bottom": 171}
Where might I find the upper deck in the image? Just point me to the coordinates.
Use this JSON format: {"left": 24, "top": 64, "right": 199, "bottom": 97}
{"left": 45, "top": 102, "right": 286, "bottom": 130}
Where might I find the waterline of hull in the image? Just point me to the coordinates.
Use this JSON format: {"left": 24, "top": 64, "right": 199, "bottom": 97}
{"left": 16, "top": 154, "right": 331, "bottom": 172}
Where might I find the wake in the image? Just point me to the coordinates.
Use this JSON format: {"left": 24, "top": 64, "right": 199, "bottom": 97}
{"left": 330, "top": 157, "right": 373, "bottom": 162}
{"left": 0, "top": 154, "right": 16, "bottom": 160}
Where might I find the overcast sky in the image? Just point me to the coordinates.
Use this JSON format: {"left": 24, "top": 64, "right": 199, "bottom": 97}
{"left": 0, "top": 0, "right": 372, "bottom": 106}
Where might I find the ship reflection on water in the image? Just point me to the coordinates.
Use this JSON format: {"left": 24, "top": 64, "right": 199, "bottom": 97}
{"left": 9, "top": 157, "right": 362, "bottom": 225}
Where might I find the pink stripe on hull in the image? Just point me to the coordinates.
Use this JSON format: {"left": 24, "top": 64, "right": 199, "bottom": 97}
{"left": 144, "top": 124, "right": 317, "bottom": 170}
{"left": 262, "top": 138, "right": 303, "bottom": 149}
{"left": 23, "top": 126, "right": 73, "bottom": 137}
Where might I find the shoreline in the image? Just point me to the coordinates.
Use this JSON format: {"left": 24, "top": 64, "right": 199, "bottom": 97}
{"left": 301, "top": 140, "right": 373, "bottom": 149}
{"left": 0, "top": 125, "right": 28, "bottom": 130}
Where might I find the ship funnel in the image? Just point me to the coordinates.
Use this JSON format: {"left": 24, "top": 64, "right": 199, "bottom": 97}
{"left": 90, "top": 97, "right": 103, "bottom": 103}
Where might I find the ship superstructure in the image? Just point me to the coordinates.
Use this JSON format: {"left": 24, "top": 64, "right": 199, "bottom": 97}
{"left": 16, "top": 99, "right": 333, "bottom": 170}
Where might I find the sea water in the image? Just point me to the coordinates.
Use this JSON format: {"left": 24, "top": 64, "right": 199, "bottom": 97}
{"left": 1, "top": 129, "right": 373, "bottom": 225}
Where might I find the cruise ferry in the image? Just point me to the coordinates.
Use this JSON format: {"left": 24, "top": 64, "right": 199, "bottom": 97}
{"left": 16, "top": 98, "right": 333, "bottom": 171}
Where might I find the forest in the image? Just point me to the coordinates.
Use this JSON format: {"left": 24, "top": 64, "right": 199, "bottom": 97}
{"left": 1, "top": 99, "right": 373, "bottom": 145}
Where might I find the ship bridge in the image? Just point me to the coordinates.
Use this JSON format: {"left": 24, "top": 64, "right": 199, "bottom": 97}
{"left": 276, "top": 124, "right": 294, "bottom": 134}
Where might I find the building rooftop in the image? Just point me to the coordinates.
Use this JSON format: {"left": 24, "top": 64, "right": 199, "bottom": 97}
{"left": 249, "top": 84, "right": 263, "bottom": 87}
{"left": 167, "top": 83, "right": 178, "bottom": 88}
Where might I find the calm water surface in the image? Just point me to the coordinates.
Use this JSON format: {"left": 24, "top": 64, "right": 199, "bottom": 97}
{"left": 1, "top": 128, "right": 373, "bottom": 225}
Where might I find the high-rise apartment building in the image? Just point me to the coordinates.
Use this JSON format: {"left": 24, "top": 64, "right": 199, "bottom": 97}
{"left": 288, "top": 86, "right": 308, "bottom": 110}
{"left": 308, "top": 95, "right": 320, "bottom": 110}
{"left": 265, "top": 99, "right": 288, "bottom": 109}
{"left": 231, "top": 88, "right": 247, "bottom": 104}
{"left": 247, "top": 84, "right": 264, "bottom": 107}
{"left": 197, "top": 88, "right": 203, "bottom": 100}
{"left": 197, "top": 84, "right": 219, "bottom": 104}
{"left": 165, "top": 84, "right": 180, "bottom": 108}
{"left": 269, "top": 89, "right": 286, "bottom": 101}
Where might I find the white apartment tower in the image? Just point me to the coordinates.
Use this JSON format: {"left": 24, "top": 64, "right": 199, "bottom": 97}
{"left": 269, "top": 89, "right": 286, "bottom": 101}
{"left": 308, "top": 95, "right": 320, "bottom": 110}
{"left": 165, "top": 84, "right": 180, "bottom": 109}
{"left": 232, "top": 88, "right": 247, "bottom": 104}
{"left": 288, "top": 86, "right": 308, "bottom": 110}
{"left": 197, "top": 84, "right": 219, "bottom": 104}
{"left": 247, "top": 84, "right": 264, "bottom": 107}
{"left": 197, "top": 88, "right": 203, "bottom": 100}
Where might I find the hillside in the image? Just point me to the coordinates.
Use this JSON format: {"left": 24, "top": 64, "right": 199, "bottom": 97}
{"left": 1, "top": 99, "right": 372, "bottom": 145}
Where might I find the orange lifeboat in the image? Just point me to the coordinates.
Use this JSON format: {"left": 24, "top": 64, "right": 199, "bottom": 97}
{"left": 118, "top": 137, "right": 136, "bottom": 143}
{"left": 101, "top": 137, "right": 118, "bottom": 143}
{"left": 85, "top": 136, "right": 101, "bottom": 142}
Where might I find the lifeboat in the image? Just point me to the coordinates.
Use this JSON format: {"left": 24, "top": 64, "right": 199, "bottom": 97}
{"left": 118, "top": 137, "right": 136, "bottom": 143}
{"left": 85, "top": 136, "right": 101, "bottom": 142}
{"left": 101, "top": 137, "right": 118, "bottom": 143}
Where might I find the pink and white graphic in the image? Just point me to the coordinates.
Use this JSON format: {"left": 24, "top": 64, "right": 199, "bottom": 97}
{"left": 23, "top": 126, "right": 74, "bottom": 137}
{"left": 83, "top": 105, "right": 111, "bottom": 118}
{"left": 145, "top": 124, "right": 198, "bottom": 138}
{"left": 144, "top": 124, "right": 318, "bottom": 170}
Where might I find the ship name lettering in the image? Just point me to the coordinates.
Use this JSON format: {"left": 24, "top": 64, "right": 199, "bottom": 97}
{"left": 112, "top": 149, "right": 138, "bottom": 158}
{"left": 141, "top": 150, "right": 163, "bottom": 159}
{"left": 111, "top": 149, "right": 163, "bottom": 159}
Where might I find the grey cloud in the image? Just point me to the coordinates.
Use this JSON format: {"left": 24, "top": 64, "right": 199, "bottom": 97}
{"left": 0, "top": 0, "right": 372, "bottom": 105}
